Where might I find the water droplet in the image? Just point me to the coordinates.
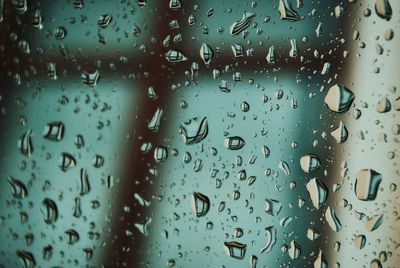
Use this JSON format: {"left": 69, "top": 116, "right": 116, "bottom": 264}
{"left": 314, "top": 250, "right": 328, "bottom": 268}
{"left": 261, "top": 146, "right": 270, "bottom": 158}
{"left": 79, "top": 168, "right": 90, "bottom": 195}
{"left": 132, "top": 25, "right": 141, "bottom": 36}
{"left": 315, "top": 22, "right": 322, "bottom": 37}
{"left": 18, "top": 130, "right": 33, "bottom": 156}
{"left": 167, "top": 259, "right": 176, "bottom": 267}
{"left": 365, "top": 214, "right": 383, "bottom": 232}
{"left": 288, "top": 240, "right": 301, "bottom": 260}
{"left": 54, "top": 27, "right": 67, "bottom": 40}
{"left": 179, "top": 117, "right": 208, "bottom": 145}
{"left": 306, "top": 178, "right": 328, "bottom": 209}
{"left": 92, "top": 154, "right": 104, "bottom": 168}
{"left": 325, "top": 206, "right": 342, "bottom": 232}
{"left": 230, "top": 12, "right": 255, "bottom": 36}
{"left": 134, "top": 216, "right": 152, "bottom": 236}
{"left": 224, "top": 241, "right": 247, "bottom": 259}
{"left": 278, "top": 0, "right": 300, "bottom": 21}
{"left": 43, "top": 122, "right": 64, "bottom": 141}
{"left": 324, "top": 84, "right": 355, "bottom": 113}
{"left": 265, "top": 198, "right": 282, "bottom": 216}
{"left": 375, "top": 0, "right": 392, "bottom": 21}
{"left": 321, "top": 62, "right": 331, "bottom": 75}
{"left": 73, "top": 0, "right": 84, "bottom": 9}
{"left": 74, "top": 134, "right": 84, "bottom": 148}
{"left": 219, "top": 80, "right": 230, "bottom": 93}
{"left": 354, "top": 234, "right": 366, "bottom": 249}
{"left": 307, "top": 228, "right": 320, "bottom": 241}
{"left": 376, "top": 97, "right": 391, "bottom": 113}
{"left": 8, "top": 177, "right": 27, "bottom": 199}
{"left": 169, "top": 0, "right": 181, "bottom": 10}
{"left": 12, "top": 0, "right": 27, "bottom": 14}
{"left": 148, "top": 108, "right": 163, "bottom": 132}
{"left": 134, "top": 193, "right": 151, "bottom": 207}
{"left": 98, "top": 14, "right": 112, "bottom": 28}
{"left": 165, "top": 49, "right": 187, "bottom": 62}
{"left": 224, "top": 136, "right": 245, "bottom": 150}
{"left": 234, "top": 228, "right": 244, "bottom": 238}
{"left": 240, "top": 101, "right": 250, "bottom": 112}
{"left": 279, "top": 216, "right": 293, "bottom": 227}
{"left": 18, "top": 40, "right": 30, "bottom": 54}
{"left": 59, "top": 153, "right": 76, "bottom": 172}
{"left": 289, "top": 39, "right": 298, "bottom": 58}
{"left": 331, "top": 121, "right": 348, "bottom": 143}
{"left": 154, "top": 146, "right": 168, "bottom": 163}
{"left": 190, "top": 192, "right": 210, "bottom": 217}
{"left": 200, "top": 43, "right": 213, "bottom": 66}
{"left": 73, "top": 197, "right": 81, "bottom": 218}
{"left": 65, "top": 229, "right": 79, "bottom": 245}
{"left": 266, "top": 46, "right": 275, "bottom": 64}
{"left": 81, "top": 70, "right": 99, "bottom": 87}
{"left": 247, "top": 176, "right": 256, "bottom": 186}
{"left": 355, "top": 169, "right": 382, "bottom": 201}
{"left": 236, "top": 169, "right": 247, "bottom": 181}
{"left": 42, "top": 245, "right": 53, "bottom": 261}
{"left": 370, "top": 259, "right": 383, "bottom": 268}
{"left": 261, "top": 226, "right": 276, "bottom": 253}
{"left": 16, "top": 250, "right": 35, "bottom": 268}
{"left": 300, "top": 154, "right": 321, "bottom": 173}
{"left": 41, "top": 198, "right": 58, "bottom": 224}
{"left": 278, "top": 160, "right": 291, "bottom": 176}
{"left": 384, "top": 28, "right": 394, "bottom": 41}
{"left": 335, "top": 5, "right": 344, "bottom": 18}
{"left": 231, "top": 44, "right": 244, "bottom": 57}
{"left": 187, "top": 14, "right": 196, "bottom": 26}
{"left": 32, "top": 9, "right": 43, "bottom": 29}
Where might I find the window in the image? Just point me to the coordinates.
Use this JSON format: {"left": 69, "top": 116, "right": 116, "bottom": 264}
{"left": 0, "top": 0, "right": 398, "bottom": 267}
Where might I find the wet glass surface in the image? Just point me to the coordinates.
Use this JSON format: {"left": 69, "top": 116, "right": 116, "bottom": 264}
{"left": 0, "top": 0, "right": 399, "bottom": 267}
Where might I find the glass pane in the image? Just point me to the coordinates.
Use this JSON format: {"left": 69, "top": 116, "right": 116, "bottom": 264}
{"left": 0, "top": 0, "right": 399, "bottom": 267}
